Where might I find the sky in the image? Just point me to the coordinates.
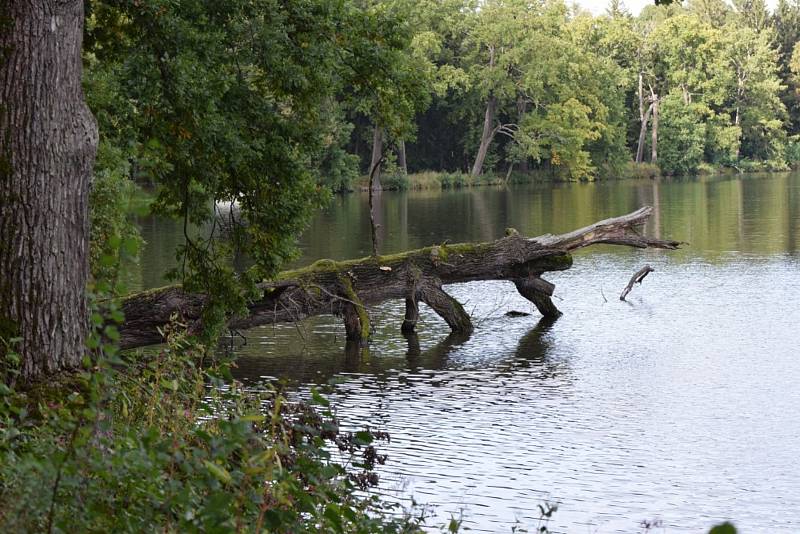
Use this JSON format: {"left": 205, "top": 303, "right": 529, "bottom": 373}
{"left": 572, "top": 0, "right": 780, "bottom": 16}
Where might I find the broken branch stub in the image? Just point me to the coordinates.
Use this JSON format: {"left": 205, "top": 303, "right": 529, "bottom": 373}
{"left": 619, "top": 264, "right": 655, "bottom": 301}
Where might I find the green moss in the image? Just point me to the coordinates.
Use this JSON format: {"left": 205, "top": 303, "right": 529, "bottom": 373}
{"left": 544, "top": 253, "right": 573, "bottom": 270}
{"left": 337, "top": 275, "right": 370, "bottom": 340}
{"left": 278, "top": 257, "right": 360, "bottom": 280}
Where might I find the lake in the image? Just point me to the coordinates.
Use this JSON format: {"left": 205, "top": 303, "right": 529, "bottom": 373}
{"left": 132, "top": 172, "right": 800, "bottom": 532}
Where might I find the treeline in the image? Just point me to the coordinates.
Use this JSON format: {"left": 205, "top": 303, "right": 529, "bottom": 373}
{"left": 85, "top": 0, "right": 800, "bottom": 197}
{"left": 353, "top": 0, "right": 800, "bottom": 181}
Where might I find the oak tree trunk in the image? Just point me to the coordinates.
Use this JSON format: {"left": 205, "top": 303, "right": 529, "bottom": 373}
{"left": 0, "top": 1, "right": 98, "bottom": 381}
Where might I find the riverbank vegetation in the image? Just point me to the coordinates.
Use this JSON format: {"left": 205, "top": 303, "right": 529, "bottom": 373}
{"left": 0, "top": 298, "right": 427, "bottom": 532}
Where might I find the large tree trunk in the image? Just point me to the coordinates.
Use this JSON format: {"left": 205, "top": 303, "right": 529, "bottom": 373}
{"left": 118, "top": 207, "right": 680, "bottom": 349}
{"left": 636, "top": 72, "right": 645, "bottom": 164}
{"left": 370, "top": 125, "right": 383, "bottom": 190}
{"left": 0, "top": 1, "right": 98, "bottom": 381}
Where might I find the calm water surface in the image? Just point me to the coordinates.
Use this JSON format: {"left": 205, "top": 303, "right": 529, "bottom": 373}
{"left": 134, "top": 173, "right": 800, "bottom": 532}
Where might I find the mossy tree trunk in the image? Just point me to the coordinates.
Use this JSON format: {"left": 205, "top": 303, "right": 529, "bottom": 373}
{"left": 118, "top": 208, "right": 679, "bottom": 350}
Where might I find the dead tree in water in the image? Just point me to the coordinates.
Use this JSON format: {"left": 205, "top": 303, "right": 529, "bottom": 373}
{"left": 119, "top": 207, "right": 680, "bottom": 349}
{"left": 619, "top": 264, "right": 654, "bottom": 301}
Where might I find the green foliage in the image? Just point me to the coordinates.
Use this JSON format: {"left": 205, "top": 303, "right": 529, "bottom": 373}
{"left": 0, "top": 302, "right": 425, "bottom": 532}
{"left": 83, "top": 0, "right": 432, "bottom": 343}
{"left": 381, "top": 173, "right": 411, "bottom": 191}
{"left": 709, "top": 522, "right": 737, "bottom": 534}
{"left": 620, "top": 162, "right": 662, "bottom": 179}
{"left": 785, "top": 135, "right": 800, "bottom": 167}
{"left": 88, "top": 141, "right": 144, "bottom": 286}
{"left": 658, "top": 93, "right": 708, "bottom": 175}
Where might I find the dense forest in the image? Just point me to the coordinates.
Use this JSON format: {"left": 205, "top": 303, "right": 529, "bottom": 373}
{"left": 86, "top": 0, "right": 800, "bottom": 198}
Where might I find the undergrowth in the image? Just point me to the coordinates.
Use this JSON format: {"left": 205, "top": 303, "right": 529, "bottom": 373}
{"left": 0, "top": 283, "right": 425, "bottom": 533}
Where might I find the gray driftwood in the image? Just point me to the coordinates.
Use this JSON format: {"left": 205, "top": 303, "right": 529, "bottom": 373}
{"left": 619, "top": 264, "right": 655, "bottom": 301}
{"left": 119, "top": 207, "right": 679, "bottom": 349}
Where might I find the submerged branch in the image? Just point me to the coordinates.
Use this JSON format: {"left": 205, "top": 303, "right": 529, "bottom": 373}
{"left": 619, "top": 264, "right": 655, "bottom": 301}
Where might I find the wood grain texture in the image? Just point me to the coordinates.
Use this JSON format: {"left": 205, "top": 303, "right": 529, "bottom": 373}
{"left": 0, "top": 1, "right": 98, "bottom": 379}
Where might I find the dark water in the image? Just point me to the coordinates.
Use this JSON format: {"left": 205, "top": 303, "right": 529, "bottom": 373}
{"left": 133, "top": 173, "right": 800, "bottom": 532}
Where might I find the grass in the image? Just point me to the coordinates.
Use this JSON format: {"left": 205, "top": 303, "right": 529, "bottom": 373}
{"left": 357, "top": 169, "right": 558, "bottom": 191}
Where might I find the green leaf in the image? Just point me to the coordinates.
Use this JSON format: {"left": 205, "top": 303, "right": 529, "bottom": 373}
{"left": 310, "top": 388, "right": 329, "bottom": 407}
{"left": 99, "top": 254, "right": 117, "bottom": 268}
{"left": 354, "top": 430, "right": 373, "bottom": 445}
{"left": 239, "top": 414, "right": 265, "bottom": 423}
{"left": 324, "top": 504, "right": 344, "bottom": 533}
{"left": 709, "top": 523, "right": 737, "bottom": 534}
{"left": 122, "top": 237, "right": 139, "bottom": 255}
{"left": 203, "top": 460, "right": 232, "bottom": 485}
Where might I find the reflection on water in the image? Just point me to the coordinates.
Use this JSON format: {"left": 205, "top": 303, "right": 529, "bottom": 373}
{"left": 133, "top": 173, "right": 800, "bottom": 532}
{"left": 129, "top": 172, "right": 800, "bottom": 291}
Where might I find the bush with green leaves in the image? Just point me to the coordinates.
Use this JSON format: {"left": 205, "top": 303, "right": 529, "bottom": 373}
{"left": 0, "top": 291, "right": 425, "bottom": 533}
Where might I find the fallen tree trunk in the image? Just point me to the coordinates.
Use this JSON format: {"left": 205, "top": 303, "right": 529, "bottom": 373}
{"left": 119, "top": 207, "right": 680, "bottom": 349}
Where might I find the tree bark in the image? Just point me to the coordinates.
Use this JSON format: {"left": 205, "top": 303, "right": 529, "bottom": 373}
{"left": 118, "top": 207, "right": 680, "bottom": 349}
{"left": 471, "top": 45, "right": 497, "bottom": 177}
{"left": 651, "top": 95, "right": 659, "bottom": 163}
{"left": 513, "top": 277, "right": 561, "bottom": 318}
{"left": 636, "top": 103, "right": 654, "bottom": 164}
{"left": 0, "top": 1, "right": 98, "bottom": 381}
{"left": 370, "top": 125, "right": 383, "bottom": 190}
{"left": 636, "top": 72, "right": 645, "bottom": 164}
{"left": 401, "top": 297, "right": 419, "bottom": 334}
{"left": 619, "top": 264, "right": 654, "bottom": 301}
{"left": 397, "top": 140, "right": 407, "bottom": 175}
{"left": 471, "top": 95, "right": 497, "bottom": 177}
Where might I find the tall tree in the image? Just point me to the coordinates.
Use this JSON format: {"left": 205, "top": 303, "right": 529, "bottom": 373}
{"left": 732, "top": 0, "right": 771, "bottom": 32}
{"left": 772, "top": 0, "right": 800, "bottom": 132}
{"left": 0, "top": 1, "right": 98, "bottom": 380}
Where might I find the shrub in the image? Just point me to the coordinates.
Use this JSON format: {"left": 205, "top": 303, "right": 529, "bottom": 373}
{"left": 785, "top": 136, "right": 800, "bottom": 169}
{"left": 621, "top": 162, "right": 662, "bottom": 180}
{"left": 0, "top": 300, "right": 425, "bottom": 533}
{"left": 381, "top": 173, "right": 410, "bottom": 191}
